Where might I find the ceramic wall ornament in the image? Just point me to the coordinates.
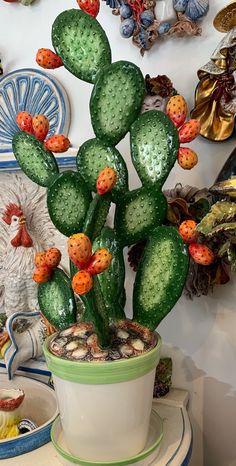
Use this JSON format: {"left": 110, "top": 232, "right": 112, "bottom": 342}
{"left": 192, "top": 2, "right": 236, "bottom": 141}
{"left": 0, "top": 68, "right": 70, "bottom": 155}
{"left": 103, "top": 0, "right": 209, "bottom": 54}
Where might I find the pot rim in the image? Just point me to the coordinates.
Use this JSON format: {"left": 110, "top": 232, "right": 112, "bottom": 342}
{"left": 43, "top": 332, "right": 162, "bottom": 385}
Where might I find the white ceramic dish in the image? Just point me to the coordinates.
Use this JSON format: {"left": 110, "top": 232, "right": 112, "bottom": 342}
{"left": 0, "top": 374, "right": 58, "bottom": 459}
{"left": 51, "top": 409, "right": 163, "bottom": 466}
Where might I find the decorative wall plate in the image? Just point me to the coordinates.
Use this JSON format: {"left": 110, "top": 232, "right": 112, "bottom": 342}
{"left": 0, "top": 68, "right": 70, "bottom": 154}
{"left": 103, "top": 0, "right": 209, "bottom": 54}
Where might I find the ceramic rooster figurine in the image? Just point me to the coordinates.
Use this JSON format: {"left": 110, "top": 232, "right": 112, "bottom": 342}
{"left": 0, "top": 174, "right": 55, "bottom": 317}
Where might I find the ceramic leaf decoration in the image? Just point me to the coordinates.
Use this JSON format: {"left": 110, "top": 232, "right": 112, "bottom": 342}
{"left": 191, "top": 2, "right": 236, "bottom": 141}
{"left": 11, "top": 8, "right": 197, "bottom": 348}
{"left": 104, "top": 0, "right": 209, "bottom": 54}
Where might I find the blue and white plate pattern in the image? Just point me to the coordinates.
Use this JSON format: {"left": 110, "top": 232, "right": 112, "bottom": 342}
{"left": 0, "top": 68, "right": 70, "bottom": 154}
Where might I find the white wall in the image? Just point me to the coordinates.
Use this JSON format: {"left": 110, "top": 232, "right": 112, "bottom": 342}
{"left": 1, "top": 1, "right": 236, "bottom": 465}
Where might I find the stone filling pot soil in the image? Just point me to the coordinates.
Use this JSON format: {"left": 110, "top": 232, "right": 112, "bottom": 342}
{"left": 49, "top": 320, "right": 157, "bottom": 362}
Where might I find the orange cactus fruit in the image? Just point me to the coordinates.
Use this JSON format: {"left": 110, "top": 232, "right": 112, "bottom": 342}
{"left": 177, "top": 147, "right": 198, "bottom": 170}
{"left": 45, "top": 248, "right": 61, "bottom": 268}
{"left": 68, "top": 233, "right": 92, "bottom": 269}
{"left": 44, "top": 134, "right": 70, "bottom": 153}
{"left": 16, "top": 111, "right": 34, "bottom": 134}
{"left": 34, "top": 251, "right": 47, "bottom": 267}
{"left": 96, "top": 167, "right": 117, "bottom": 195}
{"left": 36, "top": 48, "right": 63, "bottom": 69}
{"left": 178, "top": 119, "right": 201, "bottom": 143}
{"left": 188, "top": 243, "right": 215, "bottom": 266}
{"left": 76, "top": 0, "right": 100, "bottom": 17}
{"left": 72, "top": 270, "right": 93, "bottom": 295}
{"left": 32, "top": 114, "right": 49, "bottom": 142}
{"left": 86, "top": 248, "right": 112, "bottom": 275}
{"left": 166, "top": 95, "right": 188, "bottom": 128}
{"left": 33, "top": 265, "right": 52, "bottom": 284}
{"left": 179, "top": 220, "right": 198, "bottom": 244}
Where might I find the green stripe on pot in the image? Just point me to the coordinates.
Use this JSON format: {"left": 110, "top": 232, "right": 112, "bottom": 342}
{"left": 51, "top": 412, "right": 163, "bottom": 466}
{"left": 43, "top": 334, "right": 161, "bottom": 385}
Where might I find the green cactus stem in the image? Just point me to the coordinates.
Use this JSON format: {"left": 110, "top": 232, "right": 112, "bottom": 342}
{"left": 47, "top": 171, "right": 91, "bottom": 236}
{"left": 93, "top": 227, "right": 126, "bottom": 321}
{"left": 115, "top": 188, "right": 167, "bottom": 246}
{"left": 133, "top": 226, "right": 189, "bottom": 330}
{"left": 130, "top": 110, "right": 179, "bottom": 190}
{"left": 83, "top": 194, "right": 111, "bottom": 240}
{"left": 12, "top": 132, "right": 59, "bottom": 187}
{"left": 90, "top": 61, "right": 145, "bottom": 146}
{"left": 52, "top": 9, "right": 111, "bottom": 84}
{"left": 81, "top": 289, "right": 111, "bottom": 348}
{"left": 38, "top": 268, "right": 77, "bottom": 330}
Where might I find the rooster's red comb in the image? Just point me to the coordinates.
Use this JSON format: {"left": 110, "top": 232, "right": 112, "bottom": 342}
{"left": 2, "top": 204, "right": 23, "bottom": 225}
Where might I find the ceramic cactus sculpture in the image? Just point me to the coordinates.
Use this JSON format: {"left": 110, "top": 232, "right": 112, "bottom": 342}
{"left": 12, "top": 9, "right": 191, "bottom": 348}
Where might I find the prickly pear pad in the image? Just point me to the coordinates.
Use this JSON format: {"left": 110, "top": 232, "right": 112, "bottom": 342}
{"left": 133, "top": 227, "right": 189, "bottom": 330}
{"left": 52, "top": 9, "right": 111, "bottom": 84}
{"left": 131, "top": 111, "right": 179, "bottom": 190}
{"left": 47, "top": 171, "right": 91, "bottom": 236}
{"left": 90, "top": 61, "right": 145, "bottom": 145}
{"left": 12, "top": 132, "right": 59, "bottom": 187}
{"left": 38, "top": 268, "right": 77, "bottom": 330}
{"left": 114, "top": 188, "right": 167, "bottom": 246}
{"left": 77, "top": 138, "right": 128, "bottom": 199}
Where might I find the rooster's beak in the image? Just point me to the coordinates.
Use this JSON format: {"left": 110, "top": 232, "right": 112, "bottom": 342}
{"left": 19, "top": 215, "right": 26, "bottom": 225}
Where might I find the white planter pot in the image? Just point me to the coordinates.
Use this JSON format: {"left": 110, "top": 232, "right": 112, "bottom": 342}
{"left": 44, "top": 334, "right": 161, "bottom": 462}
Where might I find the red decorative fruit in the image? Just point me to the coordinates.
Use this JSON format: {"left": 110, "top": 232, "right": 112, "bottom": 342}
{"left": 68, "top": 233, "right": 92, "bottom": 269}
{"left": 179, "top": 220, "right": 198, "bottom": 244}
{"left": 188, "top": 243, "right": 215, "bottom": 266}
{"left": 86, "top": 248, "right": 112, "bottom": 275}
{"left": 72, "top": 270, "right": 93, "bottom": 295}
{"left": 178, "top": 119, "right": 201, "bottom": 143}
{"left": 76, "top": 0, "right": 100, "bottom": 17}
{"left": 16, "top": 112, "right": 33, "bottom": 134}
{"left": 45, "top": 248, "right": 61, "bottom": 268}
{"left": 166, "top": 95, "right": 187, "bottom": 128}
{"left": 32, "top": 114, "right": 49, "bottom": 142}
{"left": 44, "top": 135, "right": 70, "bottom": 153}
{"left": 96, "top": 167, "right": 117, "bottom": 195}
{"left": 33, "top": 265, "right": 52, "bottom": 284}
{"left": 36, "top": 48, "right": 63, "bottom": 70}
{"left": 177, "top": 147, "right": 198, "bottom": 170}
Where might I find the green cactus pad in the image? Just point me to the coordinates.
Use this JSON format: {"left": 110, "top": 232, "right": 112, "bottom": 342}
{"left": 130, "top": 111, "right": 179, "bottom": 190}
{"left": 12, "top": 132, "right": 58, "bottom": 187}
{"left": 93, "top": 227, "right": 126, "bottom": 321}
{"left": 90, "top": 61, "right": 145, "bottom": 145}
{"left": 52, "top": 9, "right": 111, "bottom": 84}
{"left": 114, "top": 188, "right": 167, "bottom": 246}
{"left": 133, "top": 226, "right": 189, "bottom": 330}
{"left": 83, "top": 194, "right": 111, "bottom": 239}
{"left": 38, "top": 268, "right": 77, "bottom": 330}
{"left": 47, "top": 171, "right": 91, "bottom": 236}
{"left": 77, "top": 138, "right": 128, "bottom": 199}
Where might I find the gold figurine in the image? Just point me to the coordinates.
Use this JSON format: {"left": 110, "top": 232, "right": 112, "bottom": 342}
{"left": 191, "top": 2, "right": 236, "bottom": 141}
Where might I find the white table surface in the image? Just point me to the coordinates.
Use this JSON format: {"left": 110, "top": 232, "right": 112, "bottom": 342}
{"left": 4, "top": 389, "right": 192, "bottom": 466}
